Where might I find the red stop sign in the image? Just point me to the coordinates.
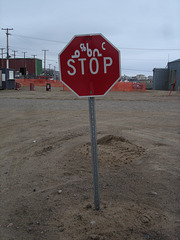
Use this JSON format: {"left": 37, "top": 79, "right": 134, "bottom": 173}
{"left": 59, "top": 34, "right": 121, "bottom": 97}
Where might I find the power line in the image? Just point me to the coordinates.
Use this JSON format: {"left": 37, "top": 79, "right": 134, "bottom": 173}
{"left": 122, "top": 68, "right": 152, "bottom": 73}
{"left": 11, "top": 33, "right": 180, "bottom": 51}
{"left": 46, "top": 59, "right": 57, "bottom": 62}
{"left": 123, "top": 58, "right": 167, "bottom": 61}
{"left": 12, "top": 33, "right": 66, "bottom": 44}
{"left": 119, "top": 47, "right": 180, "bottom": 51}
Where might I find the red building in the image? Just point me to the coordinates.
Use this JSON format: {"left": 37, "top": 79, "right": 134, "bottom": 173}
{"left": 0, "top": 58, "right": 42, "bottom": 77}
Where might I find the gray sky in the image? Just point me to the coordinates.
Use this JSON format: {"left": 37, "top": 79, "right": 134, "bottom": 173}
{"left": 0, "top": 0, "right": 180, "bottom": 76}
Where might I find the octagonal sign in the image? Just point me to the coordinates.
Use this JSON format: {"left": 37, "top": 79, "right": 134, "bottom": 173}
{"left": 59, "top": 34, "right": 121, "bottom": 97}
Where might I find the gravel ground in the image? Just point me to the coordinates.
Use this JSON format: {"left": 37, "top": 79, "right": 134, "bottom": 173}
{"left": 0, "top": 87, "right": 180, "bottom": 240}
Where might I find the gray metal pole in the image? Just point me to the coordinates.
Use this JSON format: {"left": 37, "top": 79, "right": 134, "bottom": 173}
{"left": 32, "top": 55, "right": 37, "bottom": 78}
{"left": 7, "top": 29, "right": 9, "bottom": 68}
{"left": 1, "top": 28, "right": 13, "bottom": 68}
{"left": 13, "top": 50, "right": 17, "bottom": 70}
{"left": 22, "top": 52, "right": 27, "bottom": 78}
{"left": 88, "top": 97, "right": 100, "bottom": 210}
{"left": 42, "top": 49, "right": 48, "bottom": 78}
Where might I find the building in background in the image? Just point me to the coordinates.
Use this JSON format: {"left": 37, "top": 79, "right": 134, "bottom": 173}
{"left": 168, "top": 59, "right": 180, "bottom": 91}
{"left": 0, "top": 58, "right": 42, "bottom": 78}
{"left": 121, "top": 74, "right": 153, "bottom": 90}
{"left": 153, "top": 68, "right": 169, "bottom": 90}
{"left": 153, "top": 59, "right": 180, "bottom": 91}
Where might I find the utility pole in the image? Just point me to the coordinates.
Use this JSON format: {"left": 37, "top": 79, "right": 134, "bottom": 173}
{"left": 48, "top": 64, "right": 51, "bottom": 75}
{"left": 22, "top": 51, "right": 27, "bottom": 78}
{"left": 0, "top": 48, "right": 5, "bottom": 68}
{"left": 54, "top": 66, "right": 56, "bottom": 79}
{"left": 32, "top": 55, "right": 37, "bottom": 78}
{"left": 12, "top": 50, "right": 18, "bottom": 70}
{"left": 42, "top": 49, "right": 48, "bottom": 78}
{"left": 1, "top": 28, "right": 13, "bottom": 68}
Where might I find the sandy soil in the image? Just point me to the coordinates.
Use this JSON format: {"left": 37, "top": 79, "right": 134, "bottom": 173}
{"left": 0, "top": 87, "right": 180, "bottom": 240}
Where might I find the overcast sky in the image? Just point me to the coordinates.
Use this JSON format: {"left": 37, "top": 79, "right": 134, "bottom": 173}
{"left": 0, "top": 0, "right": 180, "bottom": 76}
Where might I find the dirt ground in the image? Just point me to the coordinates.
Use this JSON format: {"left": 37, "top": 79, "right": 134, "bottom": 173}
{"left": 0, "top": 87, "right": 180, "bottom": 240}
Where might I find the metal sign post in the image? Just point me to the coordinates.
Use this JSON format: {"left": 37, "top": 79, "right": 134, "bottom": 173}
{"left": 89, "top": 97, "right": 100, "bottom": 210}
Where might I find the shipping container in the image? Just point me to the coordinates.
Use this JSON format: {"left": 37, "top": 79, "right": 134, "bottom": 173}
{"left": 153, "top": 68, "right": 169, "bottom": 90}
{"left": 153, "top": 59, "right": 180, "bottom": 91}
